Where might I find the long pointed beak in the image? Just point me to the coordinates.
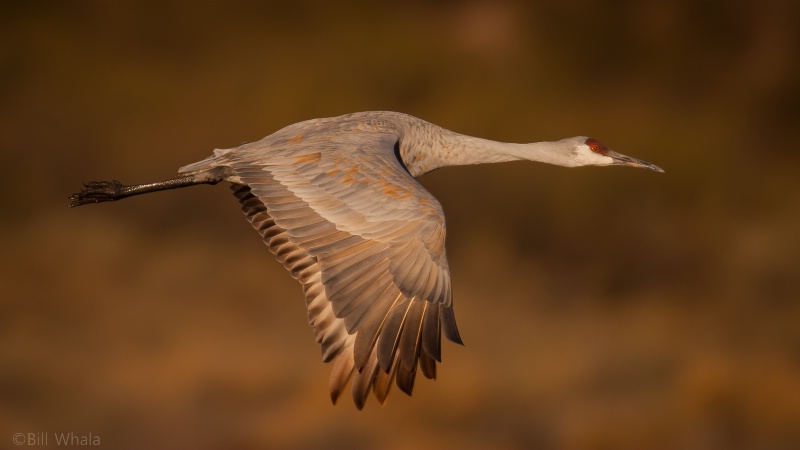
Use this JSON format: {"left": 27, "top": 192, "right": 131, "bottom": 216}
{"left": 608, "top": 150, "right": 664, "bottom": 173}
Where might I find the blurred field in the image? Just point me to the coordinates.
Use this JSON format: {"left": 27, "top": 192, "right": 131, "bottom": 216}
{"left": 2, "top": 1, "right": 799, "bottom": 449}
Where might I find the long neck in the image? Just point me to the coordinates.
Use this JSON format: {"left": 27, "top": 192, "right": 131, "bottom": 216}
{"left": 402, "top": 124, "right": 572, "bottom": 176}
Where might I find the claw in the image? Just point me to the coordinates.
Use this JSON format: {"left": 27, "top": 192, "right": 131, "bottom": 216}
{"left": 68, "top": 180, "right": 124, "bottom": 207}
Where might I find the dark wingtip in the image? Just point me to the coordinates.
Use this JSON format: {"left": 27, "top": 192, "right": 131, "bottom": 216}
{"left": 395, "top": 364, "right": 417, "bottom": 396}
{"left": 441, "top": 307, "right": 464, "bottom": 346}
{"left": 352, "top": 392, "right": 367, "bottom": 411}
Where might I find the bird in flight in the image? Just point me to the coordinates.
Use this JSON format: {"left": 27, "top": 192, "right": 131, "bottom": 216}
{"left": 70, "top": 111, "right": 663, "bottom": 409}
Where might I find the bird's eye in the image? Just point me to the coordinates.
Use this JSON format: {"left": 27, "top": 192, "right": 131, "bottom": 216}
{"left": 585, "top": 138, "right": 609, "bottom": 155}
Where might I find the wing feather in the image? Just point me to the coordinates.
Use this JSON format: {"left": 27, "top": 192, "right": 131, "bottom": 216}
{"left": 329, "top": 341, "right": 355, "bottom": 403}
{"left": 421, "top": 301, "right": 442, "bottom": 362}
{"left": 351, "top": 350, "right": 380, "bottom": 410}
{"left": 352, "top": 288, "right": 402, "bottom": 369}
{"left": 419, "top": 349, "right": 437, "bottom": 379}
{"left": 395, "top": 300, "right": 426, "bottom": 395}
{"left": 377, "top": 297, "right": 412, "bottom": 372}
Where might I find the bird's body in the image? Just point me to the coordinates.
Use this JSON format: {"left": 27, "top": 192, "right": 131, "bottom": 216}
{"left": 70, "top": 111, "right": 662, "bottom": 409}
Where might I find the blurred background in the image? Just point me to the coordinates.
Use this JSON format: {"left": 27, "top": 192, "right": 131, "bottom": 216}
{"left": 2, "top": 0, "right": 799, "bottom": 449}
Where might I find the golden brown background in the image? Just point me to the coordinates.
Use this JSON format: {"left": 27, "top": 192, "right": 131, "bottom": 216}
{"left": 2, "top": 1, "right": 799, "bottom": 449}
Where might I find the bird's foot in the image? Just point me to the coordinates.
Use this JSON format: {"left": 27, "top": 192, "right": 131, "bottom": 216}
{"left": 68, "top": 180, "right": 124, "bottom": 207}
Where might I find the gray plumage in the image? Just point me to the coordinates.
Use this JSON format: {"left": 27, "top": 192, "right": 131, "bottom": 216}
{"left": 69, "top": 111, "right": 663, "bottom": 409}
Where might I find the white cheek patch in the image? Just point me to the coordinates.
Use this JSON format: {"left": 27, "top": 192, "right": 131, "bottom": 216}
{"left": 575, "top": 145, "right": 614, "bottom": 166}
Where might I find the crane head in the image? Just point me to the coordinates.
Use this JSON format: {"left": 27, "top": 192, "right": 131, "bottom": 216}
{"left": 572, "top": 137, "right": 664, "bottom": 172}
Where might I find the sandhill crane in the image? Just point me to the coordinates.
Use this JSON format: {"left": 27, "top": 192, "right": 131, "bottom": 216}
{"left": 69, "top": 111, "right": 663, "bottom": 409}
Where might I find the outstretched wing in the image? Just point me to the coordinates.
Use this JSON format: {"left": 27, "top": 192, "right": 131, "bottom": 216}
{"left": 214, "top": 129, "right": 462, "bottom": 408}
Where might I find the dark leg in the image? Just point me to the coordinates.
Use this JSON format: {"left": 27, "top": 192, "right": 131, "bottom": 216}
{"left": 69, "top": 166, "right": 232, "bottom": 207}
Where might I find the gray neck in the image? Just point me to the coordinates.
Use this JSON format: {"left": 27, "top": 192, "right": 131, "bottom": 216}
{"left": 402, "top": 125, "right": 573, "bottom": 176}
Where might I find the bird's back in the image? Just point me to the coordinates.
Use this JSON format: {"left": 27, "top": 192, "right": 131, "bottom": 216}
{"left": 178, "top": 111, "right": 449, "bottom": 178}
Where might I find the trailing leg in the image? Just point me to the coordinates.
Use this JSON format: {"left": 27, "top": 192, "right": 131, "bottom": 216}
{"left": 68, "top": 166, "right": 232, "bottom": 207}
